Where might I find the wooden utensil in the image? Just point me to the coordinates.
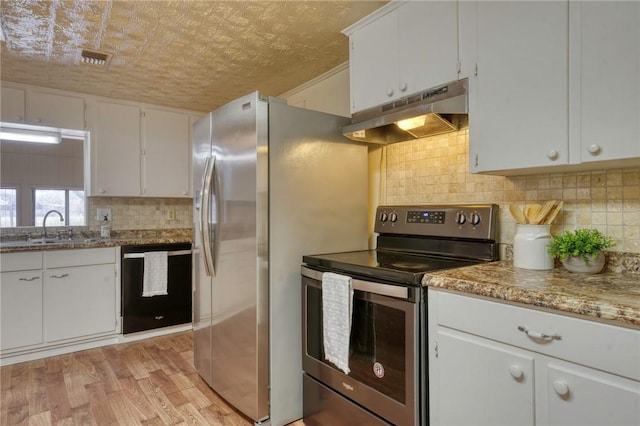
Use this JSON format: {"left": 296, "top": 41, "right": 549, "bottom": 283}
{"left": 524, "top": 204, "right": 542, "bottom": 224}
{"left": 509, "top": 204, "right": 527, "bottom": 224}
{"left": 543, "top": 200, "right": 563, "bottom": 224}
{"left": 533, "top": 200, "right": 556, "bottom": 224}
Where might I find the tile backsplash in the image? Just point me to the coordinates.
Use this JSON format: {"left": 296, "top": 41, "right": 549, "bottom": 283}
{"left": 384, "top": 129, "right": 640, "bottom": 254}
{"left": 89, "top": 197, "right": 192, "bottom": 231}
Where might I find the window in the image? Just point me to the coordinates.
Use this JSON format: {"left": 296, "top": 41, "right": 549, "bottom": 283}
{"left": 0, "top": 188, "right": 17, "bottom": 227}
{"left": 34, "top": 188, "right": 85, "bottom": 226}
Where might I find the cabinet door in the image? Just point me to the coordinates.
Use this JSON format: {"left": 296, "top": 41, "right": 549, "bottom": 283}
{"left": 469, "top": 1, "right": 569, "bottom": 173}
{"left": 434, "top": 329, "right": 535, "bottom": 426}
{"left": 398, "top": 1, "right": 458, "bottom": 93}
{"left": 27, "top": 90, "right": 85, "bottom": 129}
{"left": 349, "top": 9, "right": 398, "bottom": 113}
{"left": 574, "top": 1, "right": 640, "bottom": 163}
{"left": 545, "top": 361, "right": 640, "bottom": 426}
{"left": 44, "top": 264, "right": 117, "bottom": 342}
{"left": 142, "top": 108, "right": 191, "bottom": 197}
{"left": 0, "top": 85, "right": 26, "bottom": 123}
{"left": 0, "top": 271, "right": 43, "bottom": 350}
{"left": 92, "top": 100, "right": 141, "bottom": 196}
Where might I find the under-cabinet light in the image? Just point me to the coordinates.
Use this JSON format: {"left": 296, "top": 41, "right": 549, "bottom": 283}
{"left": 0, "top": 127, "right": 61, "bottom": 144}
{"left": 396, "top": 115, "right": 427, "bottom": 131}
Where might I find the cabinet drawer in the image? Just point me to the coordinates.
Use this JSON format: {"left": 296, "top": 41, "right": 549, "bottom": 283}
{"left": 45, "top": 247, "right": 116, "bottom": 268}
{"left": 0, "top": 252, "right": 43, "bottom": 272}
{"left": 435, "top": 291, "right": 640, "bottom": 380}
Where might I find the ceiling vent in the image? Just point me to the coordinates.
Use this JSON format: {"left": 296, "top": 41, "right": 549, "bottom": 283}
{"left": 76, "top": 48, "right": 112, "bottom": 68}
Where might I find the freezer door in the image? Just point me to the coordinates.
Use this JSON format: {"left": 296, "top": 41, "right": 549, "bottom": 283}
{"left": 192, "top": 113, "right": 213, "bottom": 386}
{"left": 208, "top": 92, "right": 269, "bottom": 423}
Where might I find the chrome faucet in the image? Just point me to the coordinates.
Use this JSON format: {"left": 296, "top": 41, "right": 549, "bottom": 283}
{"left": 42, "top": 210, "right": 64, "bottom": 239}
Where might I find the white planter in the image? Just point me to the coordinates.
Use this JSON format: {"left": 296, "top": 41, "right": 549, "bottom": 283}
{"left": 561, "top": 252, "right": 605, "bottom": 274}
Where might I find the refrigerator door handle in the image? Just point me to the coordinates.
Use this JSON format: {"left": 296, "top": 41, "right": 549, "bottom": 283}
{"left": 200, "top": 155, "right": 216, "bottom": 276}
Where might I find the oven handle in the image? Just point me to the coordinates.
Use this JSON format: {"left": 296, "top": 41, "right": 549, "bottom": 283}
{"left": 301, "top": 265, "right": 410, "bottom": 300}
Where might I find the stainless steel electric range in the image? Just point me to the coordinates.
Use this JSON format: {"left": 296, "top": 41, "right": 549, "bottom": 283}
{"left": 301, "top": 204, "right": 499, "bottom": 425}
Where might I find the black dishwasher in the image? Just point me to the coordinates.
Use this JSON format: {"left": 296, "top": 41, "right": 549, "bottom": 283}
{"left": 121, "top": 243, "right": 192, "bottom": 334}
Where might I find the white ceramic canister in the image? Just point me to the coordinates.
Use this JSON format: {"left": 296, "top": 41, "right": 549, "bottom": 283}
{"left": 513, "top": 224, "right": 554, "bottom": 270}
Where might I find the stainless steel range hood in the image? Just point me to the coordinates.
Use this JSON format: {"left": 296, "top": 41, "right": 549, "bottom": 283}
{"left": 343, "top": 78, "right": 468, "bottom": 144}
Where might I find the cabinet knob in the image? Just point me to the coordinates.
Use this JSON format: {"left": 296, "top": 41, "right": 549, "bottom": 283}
{"left": 99, "top": 189, "right": 106, "bottom": 194}
{"left": 399, "top": 82, "right": 407, "bottom": 92}
{"left": 552, "top": 380, "right": 570, "bottom": 397}
{"left": 509, "top": 365, "right": 524, "bottom": 381}
{"left": 15, "top": 115, "right": 24, "bottom": 122}
{"left": 33, "top": 117, "right": 42, "bottom": 124}
{"left": 546, "top": 149, "right": 558, "bottom": 160}
{"left": 587, "top": 144, "right": 601, "bottom": 155}
{"left": 386, "top": 88, "right": 394, "bottom": 97}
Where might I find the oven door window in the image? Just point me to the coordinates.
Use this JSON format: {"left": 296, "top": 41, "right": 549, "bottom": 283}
{"left": 305, "top": 281, "right": 414, "bottom": 405}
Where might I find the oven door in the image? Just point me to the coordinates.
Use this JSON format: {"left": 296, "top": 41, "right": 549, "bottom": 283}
{"left": 301, "top": 266, "right": 421, "bottom": 426}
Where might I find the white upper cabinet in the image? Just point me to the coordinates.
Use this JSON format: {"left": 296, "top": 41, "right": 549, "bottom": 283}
{"left": 0, "top": 85, "right": 26, "bottom": 123}
{"left": 88, "top": 98, "right": 193, "bottom": 198}
{"left": 467, "top": 0, "right": 640, "bottom": 175}
{"left": 571, "top": 1, "right": 640, "bottom": 163}
{"left": 27, "top": 89, "right": 85, "bottom": 130}
{"left": 345, "top": 1, "right": 459, "bottom": 114}
{"left": 0, "top": 83, "right": 85, "bottom": 130}
{"left": 142, "top": 107, "right": 191, "bottom": 197}
{"left": 468, "top": 0, "right": 570, "bottom": 174}
{"left": 91, "top": 99, "right": 142, "bottom": 197}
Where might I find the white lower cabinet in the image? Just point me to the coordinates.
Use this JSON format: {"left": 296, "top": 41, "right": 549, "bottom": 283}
{"left": 428, "top": 289, "right": 640, "bottom": 426}
{"left": 0, "top": 270, "right": 43, "bottom": 350}
{"left": 435, "top": 329, "right": 534, "bottom": 426}
{"left": 0, "top": 248, "right": 119, "bottom": 363}
{"left": 44, "top": 263, "right": 116, "bottom": 342}
{"left": 0, "top": 252, "right": 44, "bottom": 351}
{"left": 544, "top": 360, "right": 640, "bottom": 426}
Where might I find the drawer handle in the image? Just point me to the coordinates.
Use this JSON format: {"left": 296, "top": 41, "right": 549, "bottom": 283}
{"left": 155, "top": 315, "right": 164, "bottom": 320}
{"left": 49, "top": 273, "right": 69, "bottom": 279}
{"left": 19, "top": 276, "right": 40, "bottom": 282}
{"left": 517, "top": 325, "right": 561, "bottom": 341}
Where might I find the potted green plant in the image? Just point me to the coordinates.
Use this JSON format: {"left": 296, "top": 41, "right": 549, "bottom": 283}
{"left": 547, "top": 228, "right": 615, "bottom": 273}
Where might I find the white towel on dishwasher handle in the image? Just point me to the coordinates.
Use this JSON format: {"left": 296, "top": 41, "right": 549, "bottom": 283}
{"left": 142, "top": 251, "right": 168, "bottom": 297}
{"left": 322, "top": 271, "right": 353, "bottom": 375}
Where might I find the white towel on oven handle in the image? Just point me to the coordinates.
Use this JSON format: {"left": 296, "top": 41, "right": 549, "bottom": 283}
{"left": 142, "top": 251, "right": 168, "bottom": 297}
{"left": 322, "top": 271, "right": 353, "bottom": 374}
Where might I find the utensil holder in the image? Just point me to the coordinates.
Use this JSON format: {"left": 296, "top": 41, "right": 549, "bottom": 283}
{"left": 513, "top": 224, "right": 554, "bottom": 270}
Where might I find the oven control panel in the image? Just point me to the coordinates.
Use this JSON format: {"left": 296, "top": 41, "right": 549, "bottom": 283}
{"left": 406, "top": 210, "right": 446, "bottom": 224}
{"left": 374, "top": 204, "right": 498, "bottom": 240}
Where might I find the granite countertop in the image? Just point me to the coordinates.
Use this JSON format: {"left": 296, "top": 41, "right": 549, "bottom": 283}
{"left": 423, "top": 260, "right": 640, "bottom": 330}
{"left": 0, "top": 229, "right": 193, "bottom": 253}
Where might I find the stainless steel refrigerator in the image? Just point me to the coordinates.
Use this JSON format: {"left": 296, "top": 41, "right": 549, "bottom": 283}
{"left": 192, "top": 92, "right": 368, "bottom": 425}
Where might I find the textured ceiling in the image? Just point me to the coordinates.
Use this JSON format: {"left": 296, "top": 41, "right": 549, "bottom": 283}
{"left": 0, "top": 0, "right": 386, "bottom": 112}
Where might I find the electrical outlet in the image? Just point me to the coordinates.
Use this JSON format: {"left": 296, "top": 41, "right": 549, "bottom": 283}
{"left": 167, "top": 209, "right": 176, "bottom": 220}
{"left": 96, "top": 208, "right": 112, "bottom": 221}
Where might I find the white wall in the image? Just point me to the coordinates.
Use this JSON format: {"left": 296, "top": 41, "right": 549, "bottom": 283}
{"left": 279, "top": 62, "right": 351, "bottom": 118}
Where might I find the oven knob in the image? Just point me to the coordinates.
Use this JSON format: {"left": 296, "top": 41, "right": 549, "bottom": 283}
{"left": 455, "top": 212, "right": 466, "bottom": 225}
{"left": 389, "top": 212, "right": 398, "bottom": 222}
{"left": 379, "top": 212, "right": 388, "bottom": 222}
{"left": 470, "top": 213, "right": 481, "bottom": 226}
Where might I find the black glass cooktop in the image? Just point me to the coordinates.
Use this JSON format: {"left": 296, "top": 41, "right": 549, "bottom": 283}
{"left": 303, "top": 249, "right": 479, "bottom": 286}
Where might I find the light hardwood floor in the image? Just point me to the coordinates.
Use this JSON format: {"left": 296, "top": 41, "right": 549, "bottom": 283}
{"left": 1, "top": 331, "right": 305, "bottom": 425}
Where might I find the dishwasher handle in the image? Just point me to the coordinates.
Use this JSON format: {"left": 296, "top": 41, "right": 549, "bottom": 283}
{"left": 123, "top": 249, "right": 192, "bottom": 259}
